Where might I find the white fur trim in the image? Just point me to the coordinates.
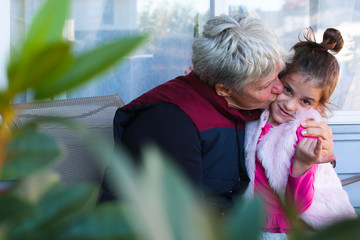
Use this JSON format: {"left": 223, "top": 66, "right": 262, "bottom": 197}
{"left": 244, "top": 109, "right": 269, "bottom": 201}
{"left": 244, "top": 108, "right": 357, "bottom": 229}
{"left": 300, "top": 163, "right": 357, "bottom": 229}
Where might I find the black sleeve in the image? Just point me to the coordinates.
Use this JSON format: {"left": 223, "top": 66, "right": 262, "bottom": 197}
{"left": 121, "top": 103, "right": 203, "bottom": 189}
{"left": 100, "top": 103, "right": 203, "bottom": 202}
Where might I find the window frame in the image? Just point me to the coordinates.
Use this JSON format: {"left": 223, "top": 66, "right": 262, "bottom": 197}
{"left": 0, "top": 0, "right": 10, "bottom": 89}
{"left": 214, "top": 0, "right": 360, "bottom": 125}
{"left": 327, "top": 111, "right": 360, "bottom": 125}
{"left": 1, "top": 0, "right": 359, "bottom": 124}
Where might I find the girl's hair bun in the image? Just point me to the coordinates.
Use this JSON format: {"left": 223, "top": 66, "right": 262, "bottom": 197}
{"left": 321, "top": 28, "right": 344, "bottom": 54}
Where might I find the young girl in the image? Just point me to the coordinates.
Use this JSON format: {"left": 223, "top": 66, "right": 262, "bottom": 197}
{"left": 244, "top": 27, "right": 357, "bottom": 239}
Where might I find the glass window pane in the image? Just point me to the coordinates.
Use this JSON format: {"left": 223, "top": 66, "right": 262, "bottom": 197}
{"left": 227, "top": 0, "right": 360, "bottom": 111}
{"left": 10, "top": 0, "right": 210, "bottom": 104}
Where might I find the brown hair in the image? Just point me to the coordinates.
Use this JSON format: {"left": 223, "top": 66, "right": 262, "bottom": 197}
{"left": 279, "top": 27, "right": 344, "bottom": 116}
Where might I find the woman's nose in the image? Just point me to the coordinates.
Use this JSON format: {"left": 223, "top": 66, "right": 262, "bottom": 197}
{"left": 271, "top": 77, "right": 284, "bottom": 94}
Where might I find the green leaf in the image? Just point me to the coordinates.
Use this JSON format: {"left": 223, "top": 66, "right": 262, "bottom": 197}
{"left": 7, "top": 44, "right": 21, "bottom": 77}
{"left": 222, "top": 197, "right": 264, "bottom": 240}
{"left": 7, "top": 184, "right": 98, "bottom": 240}
{"left": 283, "top": 196, "right": 313, "bottom": 240}
{"left": 56, "top": 202, "right": 136, "bottom": 240}
{"left": 0, "top": 91, "right": 9, "bottom": 110}
{"left": 34, "top": 35, "right": 147, "bottom": 99}
{"left": 140, "top": 145, "right": 215, "bottom": 240}
{"left": 0, "top": 185, "right": 31, "bottom": 222}
{"left": 0, "top": 171, "right": 59, "bottom": 222}
{"left": 3, "top": 126, "right": 63, "bottom": 179}
{"left": 303, "top": 218, "right": 360, "bottom": 240}
{"left": 0, "top": 225, "right": 7, "bottom": 240}
{"left": 11, "top": 170, "right": 60, "bottom": 204}
{"left": 23, "top": 0, "right": 70, "bottom": 50}
{"left": 0, "top": 225, "right": 9, "bottom": 240}
{"left": 7, "top": 0, "right": 71, "bottom": 96}
{"left": 88, "top": 137, "right": 215, "bottom": 240}
{"left": 7, "top": 42, "right": 73, "bottom": 94}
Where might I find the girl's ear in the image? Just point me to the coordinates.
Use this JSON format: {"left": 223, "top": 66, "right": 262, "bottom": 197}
{"left": 215, "top": 84, "right": 231, "bottom": 97}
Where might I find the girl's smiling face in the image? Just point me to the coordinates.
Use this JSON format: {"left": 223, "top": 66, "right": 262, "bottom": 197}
{"left": 267, "top": 72, "right": 323, "bottom": 126}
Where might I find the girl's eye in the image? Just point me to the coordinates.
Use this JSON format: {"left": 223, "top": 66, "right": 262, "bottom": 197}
{"left": 284, "top": 86, "right": 291, "bottom": 95}
{"left": 301, "top": 99, "right": 310, "bottom": 105}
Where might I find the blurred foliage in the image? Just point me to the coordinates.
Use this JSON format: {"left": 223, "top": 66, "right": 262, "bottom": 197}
{"left": 0, "top": 0, "right": 359, "bottom": 239}
{"left": 137, "top": 0, "right": 208, "bottom": 54}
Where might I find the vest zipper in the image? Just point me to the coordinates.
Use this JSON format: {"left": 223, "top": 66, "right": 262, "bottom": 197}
{"left": 236, "top": 120, "right": 248, "bottom": 182}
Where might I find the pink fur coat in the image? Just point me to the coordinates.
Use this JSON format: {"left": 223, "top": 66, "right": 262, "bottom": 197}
{"left": 244, "top": 108, "right": 357, "bottom": 229}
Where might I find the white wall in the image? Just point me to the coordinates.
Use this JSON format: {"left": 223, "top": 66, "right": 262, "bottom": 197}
{"left": 332, "top": 124, "right": 360, "bottom": 209}
{"left": 0, "top": 0, "right": 10, "bottom": 89}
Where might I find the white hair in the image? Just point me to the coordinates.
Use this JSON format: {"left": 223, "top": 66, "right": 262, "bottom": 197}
{"left": 192, "top": 13, "right": 288, "bottom": 92}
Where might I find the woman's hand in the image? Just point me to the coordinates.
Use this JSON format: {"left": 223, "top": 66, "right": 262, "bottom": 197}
{"left": 300, "top": 120, "right": 337, "bottom": 163}
{"left": 292, "top": 138, "right": 322, "bottom": 177}
{"left": 184, "top": 66, "right": 193, "bottom": 75}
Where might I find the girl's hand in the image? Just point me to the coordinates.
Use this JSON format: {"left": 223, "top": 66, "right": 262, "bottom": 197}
{"left": 292, "top": 138, "right": 322, "bottom": 177}
{"left": 300, "top": 120, "right": 337, "bottom": 163}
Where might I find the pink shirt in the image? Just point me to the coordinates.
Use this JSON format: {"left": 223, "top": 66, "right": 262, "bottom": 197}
{"left": 254, "top": 123, "right": 317, "bottom": 233}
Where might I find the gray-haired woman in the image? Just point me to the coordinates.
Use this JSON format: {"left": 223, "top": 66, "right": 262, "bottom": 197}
{"left": 100, "top": 13, "right": 335, "bottom": 217}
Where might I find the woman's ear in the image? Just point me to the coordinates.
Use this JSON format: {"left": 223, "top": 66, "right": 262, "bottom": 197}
{"left": 215, "top": 84, "right": 231, "bottom": 97}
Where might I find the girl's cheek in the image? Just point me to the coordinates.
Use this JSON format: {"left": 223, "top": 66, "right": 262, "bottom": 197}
{"left": 296, "top": 105, "right": 310, "bottom": 113}
{"left": 276, "top": 93, "right": 286, "bottom": 101}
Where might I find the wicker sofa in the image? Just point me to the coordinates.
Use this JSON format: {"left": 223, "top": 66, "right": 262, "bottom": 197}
{"left": 11, "top": 94, "right": 124, "bottom": 185}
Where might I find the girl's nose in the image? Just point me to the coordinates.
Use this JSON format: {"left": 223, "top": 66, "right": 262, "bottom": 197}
{"left": 284, "top": 99, "right": 297, "bottom": 112}
{"left": 271, "top": 77, "right": 284, "bottom": 94}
